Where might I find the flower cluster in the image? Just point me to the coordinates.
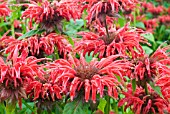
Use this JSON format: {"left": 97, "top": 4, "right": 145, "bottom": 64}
{"left": 0, "top": 0, "right": 170, "bottom": 114}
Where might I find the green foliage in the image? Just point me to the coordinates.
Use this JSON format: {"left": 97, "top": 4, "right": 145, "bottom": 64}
{"left": 63, "top": 99, "right": 89, "bottom": 114}
{"left": 97, "top": 98, "right": 107, "bottom": 113}
{"left": 18, "top": 29, "right": 44, "bottom": 40}
{"left": 149, "top": 81, "right": 163, "bottom": 98}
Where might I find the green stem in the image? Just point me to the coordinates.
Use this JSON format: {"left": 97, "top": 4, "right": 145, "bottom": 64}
{"left": 104, "top": 14, "right": 110, "bottom": 39}
{"left": 133, "top": 10, "right": 136, "bottom": 27}
{"left": 105, "top": 96, "right": 110, "bottom": 114}
{"left": 54, "top": 47, "right": 59, "bottom": 60}
{"left": 5, "top": 99, "right": 17, "bottom": 114}
{"left": 144, "top": 83, "right": 149, "bottom": 95}
{"left": 112, "top": 99, "right": 118, "bottom": 114}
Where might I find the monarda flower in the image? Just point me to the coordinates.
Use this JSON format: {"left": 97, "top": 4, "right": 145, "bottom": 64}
{"left": 118, "top": 84, "right": 169, "bottom": 114}
{"left": 22, "top": 0, "right": 80, "bottom": 33}
{"left": 147, "top": 5, "right": 165, "bottom": 16}
{"left": 131, "top": 46, "right": 170, "bottom": 87}
{"left": 46, "top": 54, "right": 131, "bottom": 103}
{"left": 159, "top": 15, "right": 170, "bottom": 27}
{"left": 143, "top": 19, "right": 158, "bottom": 33}
{"left": 0, "top": 56, "right": 45, "bottom": 109}
{"left": 75, "top": 24, "right": 147, "bottom": 59}
{"left": 26, "top": 71, "right": 62, "bottom": 101}
{"left": 0, "top": 2, "right": 10, "bottom": 21}
{"left": 1, "top": 33, "right": 72, "bottom": 61}
{"left": 86, "top": 0, "right": 137, "bottom": 26}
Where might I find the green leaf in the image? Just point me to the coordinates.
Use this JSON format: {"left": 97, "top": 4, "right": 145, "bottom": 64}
{"left": 63, "top": 99, "right": 89, "bottom": 114}
{"left": 18, "top": 29, "right": 44, "bottom": 40}
{"left": 118, "top": 17, "right": 126, "bottom": 27}
{"left": 98, "top": 98, "right": 107, "bottom": 113}
{"left": 149, "top": 81, "right": 163, "bottom": 98}
{"left": 141, "top": 33, "right": 155, "bottom": 43}
{"left": 142, "top": 46, "right": 153, "bottom": 55}
{"left": 132, "top": 79, "right": 136, "bottom": 94}
{"left": 85, "top": 53, "right": 93, "bottom": 63}
{"left": 136, "top": 22, "right": 145, "bottom": 29}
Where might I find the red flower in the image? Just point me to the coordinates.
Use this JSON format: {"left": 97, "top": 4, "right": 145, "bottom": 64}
{"left": 143, "top": 19, "right": 158, "bottom": 33}
{"left": 75, "top": 24, "right": 147, "bottom": 59}
{"left": 39, "top": 33, "right": 72, "bottom": 58}
{"left": 26, "top": 77, "right": 62, "bottom": 101}
{"left": 86, "top": 0, "right": 137, "bottom": 26}
{"left": 118, "top": 84, "right": 169, "bottom": 114}
{"left": 46, "top": 54, "right": 131, "bottom": 103}
{"left": 22, "top": 0, "right": 80, "bottom": 32}
{"left": 131, "top": 46, "right": 170, "bottom": 87}
{"left": 147, "top": 5, "right": 165, "bottom": 16}
{"left": 154, "top": 46, "right": 170, "bottom": 101}
{"left": 159, "top": 15, "right": 170, "bottom": 27}
{"left": 0, "top": 56, "right": 45, "bottom": 108}
{"left": 0, "top": 2, "right": 10, "bottom": 21}
{"left": 1, "top": 33, "right": 72, "bottom": 61}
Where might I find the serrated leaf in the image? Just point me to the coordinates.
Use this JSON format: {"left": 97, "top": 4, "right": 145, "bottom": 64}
{"left": 141, "top": 33, "right": 155, "bottom": 43}
{"left": 63, "top": 99, "right": 89, "bottom": 114}
{"left": 97, "top": 98, "right": 107, "bottom": 113}
{"left": 149, "top": 81, "right": 163, "bottom": 98}
{"left": 132, "top": 79, "right": 136, "bottom": 94}
{"left": 18, "top": 29, "right": 44, "bottom": 40}
{"left": 136, "top": 22, "right": 145, "bottom": 29}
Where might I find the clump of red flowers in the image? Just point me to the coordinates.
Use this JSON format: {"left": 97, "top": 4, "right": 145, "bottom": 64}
{"left": 0, "top": 0, "right": 170, "bottom": 114}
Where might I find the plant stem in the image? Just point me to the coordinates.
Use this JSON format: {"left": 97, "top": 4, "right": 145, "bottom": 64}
{"left": 104, "top": 14, "right": 110, "bottom": 39}
{"left": 54, "top": 47, "right": 59, "bottom": 60}
{"left": 5, "top": 99, "right": 17, "bottom": 114}
{"left": 144, "top": 82, "right": 149, "bottom": 95}
{"left": 105, "top": 96, "right": 110, "bottom": 114}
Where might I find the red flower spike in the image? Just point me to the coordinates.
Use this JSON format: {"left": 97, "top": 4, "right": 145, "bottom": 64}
{"left": 46, "top": 54, "right": 131, "bottom": 103}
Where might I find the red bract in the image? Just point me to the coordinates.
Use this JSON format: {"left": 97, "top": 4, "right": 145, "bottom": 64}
{"left": 0, "top": 2, "right": 10, "bottom": 21}
{"left": 22, "top": 0, "right": 80, "bottom": 32}
{"left": 118, "top": 84, "right": 169, "bottom": 114}
{"left": 75, "top": 24, "right": 147, "bottom": 59}
{"left": 46, "top": 54, "right": 131, "bottom": 103}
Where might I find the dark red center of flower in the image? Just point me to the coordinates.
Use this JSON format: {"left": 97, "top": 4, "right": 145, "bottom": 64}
{"left": 99, "top": 32, "right": 118, "bottom": 45}
{"left": 74, "top": 64, "right": 99, "bottom": 80}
